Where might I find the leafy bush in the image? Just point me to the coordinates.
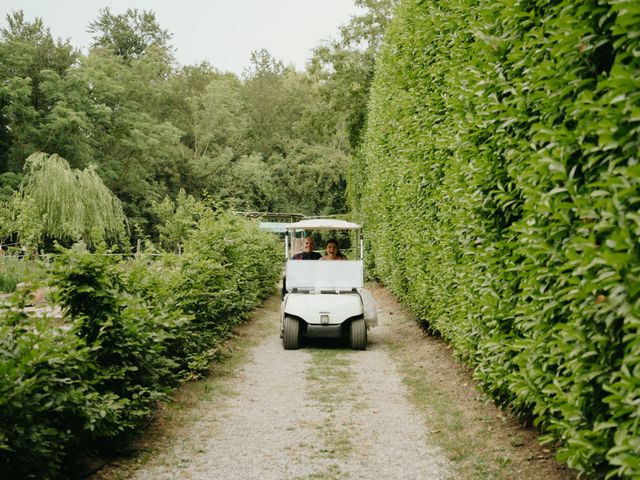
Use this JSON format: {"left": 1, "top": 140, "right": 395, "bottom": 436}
{"left": 355, "top": 0, "right": 640, "bottom": 477}
{"left": 0, "top": 254, "right": 46, "bottom": 293}
{"left": 117, "top": 251, "right": 196, "bottom": 378}
{"left": 0, "top": 291, "right": 120, "bottom": 478}
{"left": 174, "top": 210, "right": 281, "bottom": 372}
{"left": 0, "top": 212, "right": 281, "bottom": 478}
{"left": 50, "top": 245, "right": 178, "bottom": 432}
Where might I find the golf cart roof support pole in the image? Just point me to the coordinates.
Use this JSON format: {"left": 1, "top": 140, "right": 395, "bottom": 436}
{"left": 285, "top": 231, "right": 290, "bottom": 259}
{"left": 360, "top": 232, "right": 364, "bottom": 261}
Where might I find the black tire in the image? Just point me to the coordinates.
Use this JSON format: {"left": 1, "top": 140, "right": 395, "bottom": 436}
{"left": 350, "top": 318, "right": 367, "bottom": 350}
{"left": 282, "top": 316, "right": 301, "bottom": 350}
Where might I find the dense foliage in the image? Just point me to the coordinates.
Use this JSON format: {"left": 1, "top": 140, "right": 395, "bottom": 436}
{"left": 0, "top": 252, "right": 46, "bottom": 292}
{"left": 0, "top": 152, "right": 127, "bottom": 250}
{"left": 355, "top": 0, "right": 640, "bottom": 477}
{"left": 0, "top": 5, "right": 389, "bottom": 244}
{"left": 0, "top": 211, "right": 280, "bottom": 478}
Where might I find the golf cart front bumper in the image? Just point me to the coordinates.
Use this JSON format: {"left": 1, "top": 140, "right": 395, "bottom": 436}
{"left": 283, "top": 292, "right": 363, "bottom": 328}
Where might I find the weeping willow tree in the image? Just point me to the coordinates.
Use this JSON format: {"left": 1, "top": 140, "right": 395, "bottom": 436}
{"left": 2, "top": 153, "right": 127, "bottom": 250}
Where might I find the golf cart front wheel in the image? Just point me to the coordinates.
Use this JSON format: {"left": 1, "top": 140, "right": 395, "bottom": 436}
{"left": 350, "top": 318, "right": 367, "bottom": 350}
{"left": 283, "top": 316, "right": 301, "bottom": 350}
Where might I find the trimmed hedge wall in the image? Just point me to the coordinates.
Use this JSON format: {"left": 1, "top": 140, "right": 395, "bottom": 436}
{"left": 0, "top": 211, "right": 281, "bottom": 478}
{"left": 354, "top": 0, "right": 640, "bottom": 477}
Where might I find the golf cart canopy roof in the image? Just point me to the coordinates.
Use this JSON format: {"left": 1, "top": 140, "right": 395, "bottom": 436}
{"left": 286, "top": 219, "right": 361, "bottom": 231}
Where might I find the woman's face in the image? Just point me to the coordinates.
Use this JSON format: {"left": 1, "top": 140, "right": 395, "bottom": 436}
{"left": 326, "top": 242, "right": 338, "bottom": 255}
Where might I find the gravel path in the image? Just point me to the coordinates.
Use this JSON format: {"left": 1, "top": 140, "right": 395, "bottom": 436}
{"left": 109, "top": 301, "right": 452, "bottom": 480}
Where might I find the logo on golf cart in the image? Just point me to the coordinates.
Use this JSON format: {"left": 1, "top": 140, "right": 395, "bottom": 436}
{"left": 320, "top": 312, "right": 330, "bottom": 325}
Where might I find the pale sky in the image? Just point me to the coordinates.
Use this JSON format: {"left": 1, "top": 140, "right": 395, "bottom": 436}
{"left": 0, "top": 1, "right": 364, "bottom": 74}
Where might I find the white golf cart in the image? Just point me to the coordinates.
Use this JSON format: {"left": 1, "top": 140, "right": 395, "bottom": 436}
{"left": 280, "top": 219, "right": 378, "bottom": 350}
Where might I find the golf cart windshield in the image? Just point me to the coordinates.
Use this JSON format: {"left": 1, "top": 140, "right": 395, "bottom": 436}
{"left": 284, "top": 218, "right": 364, "bottom": 293}
{"left": 285, "top": 219, "right": 362, "bottom": 260}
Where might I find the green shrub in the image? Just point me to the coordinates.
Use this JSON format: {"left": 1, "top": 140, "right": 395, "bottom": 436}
{"left": 49, "top": 245, "right": 177, "bottom": 434}
{"left": 0, "top": 294, "right": 120, "bottom": 479}
{"left": 118, "top": 252, "right": 196, "bottom": 379}
{"left": 0, "top": 254, "right": 46, "bottom": 293}
{"left": 174, "top": 210, "right": 281, "bottom": 372}
{"left": 1, "top": 209, "right": 280, "bottom": 478}
{"left": 356, "top": 0, "right": 640, "bottom": 477}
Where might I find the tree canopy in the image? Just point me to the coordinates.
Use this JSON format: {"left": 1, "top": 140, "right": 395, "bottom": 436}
{"left": 88, "top": 8, "right": 173, "bottom": 60}
{"left": 0, "top": 5, "right": 393, "bottom": 249}
{"left": 1, "top": 152, "right": 126, "bottom": 249}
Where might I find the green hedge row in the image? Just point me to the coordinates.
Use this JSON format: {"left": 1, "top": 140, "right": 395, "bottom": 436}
{"left": 0, "top": 211, "right": 281, "bottom": 479}
{"left": 354, "top": 0, "right": 639, "bottom": 477}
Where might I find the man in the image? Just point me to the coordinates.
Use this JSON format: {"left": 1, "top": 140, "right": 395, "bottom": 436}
{"left": 291, "top": 236, "right": 322, "bottom": 260}
{"left": 283, "top": 235, "right": 321, "bottom": 298}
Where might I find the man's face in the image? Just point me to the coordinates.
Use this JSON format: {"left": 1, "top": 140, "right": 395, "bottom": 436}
{"left": 303, "top": 237, "right": 315, "bottom": 252}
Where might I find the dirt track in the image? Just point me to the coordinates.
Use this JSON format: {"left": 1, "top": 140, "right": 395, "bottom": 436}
{"left": 93, "top": 285, "right": 576, "bottom": 480}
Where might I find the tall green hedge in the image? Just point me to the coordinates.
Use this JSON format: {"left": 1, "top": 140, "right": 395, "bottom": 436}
{"left": 355, "top": 0, "right": 640, "bottom": 477}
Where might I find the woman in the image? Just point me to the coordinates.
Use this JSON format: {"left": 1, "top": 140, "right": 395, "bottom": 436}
{"left": 320, "top": 238, "right": 346, "bottom": 260}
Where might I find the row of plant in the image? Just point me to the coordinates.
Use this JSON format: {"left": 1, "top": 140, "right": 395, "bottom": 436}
{"left": 0, "top": 253, "right": 47, "bottom": 292}
{"left": 353, "top": 0, "right": 639, "bottom": 477}
{"left": 0, "top": 208, "right": 281, "bottom": 479}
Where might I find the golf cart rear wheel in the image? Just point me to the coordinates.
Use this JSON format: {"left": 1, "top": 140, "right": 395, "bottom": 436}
{"left": 283, "top": 316, "right": 301, "bottom": 350}
{"left": 350, "top": 318, "right": 367, "bottom": 350}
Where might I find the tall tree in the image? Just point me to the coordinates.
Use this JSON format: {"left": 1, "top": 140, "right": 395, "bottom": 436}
{"left": 88, "top": 8, "right": 173, "bottom": 61}
{"left": 270, "top": 142, "right": 349, "bottom": 215}
{"left": 1, "top": 153, "right": 126, "bottom": 249}
{"left": 0, "top": 10, "right": 77, "bottom": 76}
{"left": 158, "top": 62, "right": 224, "bottom": 151}
{"left": 80, "top": 41, "right": 198, "bottom": 223}
{"left": 191, "top": 75, "right": 248, "bottom": 158}
{"left": 241, "top": 49, "right": 292, "bottom": 157}
{"left": 308, "top": 0, "right": 398, "bottom": 149}
{"left": 0, "top": 10, "right": 78, "bottom": 172}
